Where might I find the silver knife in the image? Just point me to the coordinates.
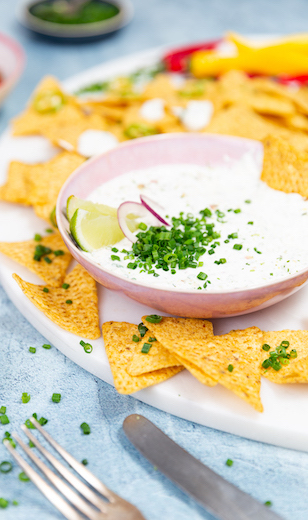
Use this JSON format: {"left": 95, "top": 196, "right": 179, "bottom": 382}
{"left": 123, "top": 414, "right": 284, "bottom": 520}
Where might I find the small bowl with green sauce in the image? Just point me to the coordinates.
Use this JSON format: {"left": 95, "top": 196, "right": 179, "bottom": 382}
{"left": 17, "top": 0, "right": 133, "bottom": 41}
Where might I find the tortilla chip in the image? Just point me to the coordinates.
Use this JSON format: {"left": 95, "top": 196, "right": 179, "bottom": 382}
{"left": 127, "top": 330, "right": 182, "bottom": 376}
{"left": 13, "top": 264, "right": 100, "bottom": 339}
{"left": 0, "top": 161, "right": 33, "bottom": 204}
{"left": 261, "top": 135, "right": 308, "bottom": 197}
{"left": 142, "top": 74, "right": 179, "bottom": 104}
{"left": 249, "top": 94, "right": 295, "bottom": 117}
{"left": 141, "top": 316, "right": 217, "bottom": 386}
{"left": 102, "top": 321, "right": 183, "bottom": 393}
{"left": 261, "top": 330, "right": 308, "bottom": 383}
{"left": 0, "top": 232, "right": 71, "bottom": 287}
{"left": 285, "top": 113, "right": 308, "bottom": 132}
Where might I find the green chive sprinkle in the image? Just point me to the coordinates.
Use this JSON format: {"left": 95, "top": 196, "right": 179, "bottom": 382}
{"left": 228, "top": 233, "right": 238, "bottom": 239}
{"left": 66, "top": 299, "right": 73, "bottom": 304}
{"left": 80, "top": 340, "right": 93, "bottom": 353}
{"left": 19, "top": 472, "right": 30, "bottom": 482}
{"left": 42, "top": 344, "right": 51, "bottom": 349}
{"left": 45, "top": 228, "right": 53, "bottom": 233}
{"left": 80, "top": 422, "right": 91, "bottom": 435}
{"left": 52, "top": 393, "right": 61, "bottom": 403}
{"left": 132, "top": 335, "right": 140, "bottom": 342}
{"left": 227, "top": 364, "right": 234, "bottom": 372}
{"left": 43, "top": 287, "right": 49, "bottom": 293}
{"left": 21, "top": 393, "right": 30, "bottom": 404}
{"left": 29, "top": 347, "right": 36, "bottom": 354}
{"left": 44, "top": 257, "right": 52, "bottom": 264}
{"left": 197, "top": 272, "right": 207, "bottom": 280}
{"left": 0, "top": 498, "right": 9, "bottom": 508}
{"left": 0, "top": 461, "right": 12, "bottom": 474}
{"left": 254, "top": 247, "right": 262, "bottom": 254}
{"left": 111, "top": 255, "right": 120, "bottom": 261}
{"left": 138, "top": 323, "right": 148, "bottom": 337}
{"left": 54, "top": 250, "right": 65, "bottom": 256}
{"left": 25, "top": 413, "right": 48, "bottom": 429}
{"left": 34, "top": 234, "right": 42, "bottom": 241}
{"left": 247, "top": 221, "right": 254, "bottom": 225}
{"left": 264, "top": 501, "right": 272, "bottom": 507}
{"left": 290, "top": 349, "right": 297, "bottom": 358}
{"left": 262, "top": 344, "right": 270, "bottom": 351}
{"left": 141, "top": 343, "right": 152, "bottom": 354}
{"left": 226, "top": 459, "right": 233, "bottom": 467}
{"left": 280, "top": 340, "right": 290, "bottom": 347}
{"left": 149, "top": 337, "right": 157, "bottom": 342}
{"left": 12, "top": 500, "right": 19, "bottom": 506}
{"left": 145, "top": 315, "right": 162, "bottom": 324}
{"left": 0, "top": 406, "right": 6, "bottom": 414}
{"left": 138, "top": 222, "right": 147, "bottom": 231}
{"left": 111, "top": 247, "right": 118, "bottom": 253}
{"left": 81, "top": 459, "right": 88, "bottom": 465}
{"left": 234, "top": 209, "right": 241, "bottom": 213}
{"left": 233, "top": 244, "right": 242, "bottom": 250}
{"left": 245, "top": 200, "right": 251, "bottom": 204}
{"left": 29, "top": 440, "right": 35, "bottom": 448}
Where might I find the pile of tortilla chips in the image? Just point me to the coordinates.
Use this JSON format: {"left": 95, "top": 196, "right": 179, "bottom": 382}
{"left": 103, "top": 317, "right": 308, "bottom": 412}
{"left": 1, "top": 60, "right": 308, "bottom": 410}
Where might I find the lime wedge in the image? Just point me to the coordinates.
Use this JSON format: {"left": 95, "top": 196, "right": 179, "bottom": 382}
{"left": 66, "top": 195, "right": 117, "bottom": 222}
{"left": 70, "top": 208, "right": 126, "bottom": 252}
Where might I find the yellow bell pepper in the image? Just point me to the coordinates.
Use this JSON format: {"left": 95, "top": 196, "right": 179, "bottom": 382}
{"left": 227, "top": 31, "right": 308, "bottom": 57}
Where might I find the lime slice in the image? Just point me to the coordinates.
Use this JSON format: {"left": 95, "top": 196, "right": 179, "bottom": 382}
{"left": 66, "top": 195, "right": 117, "bottom": 222}
{"left": 70, "top": 208, "right": 126, "bottom": 252}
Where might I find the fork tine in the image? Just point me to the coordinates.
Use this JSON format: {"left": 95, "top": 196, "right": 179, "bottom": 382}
{"left": 30, "top": 416, "right": 116, "bottom": 501}
{"left": 21, "top": 424, "right": 108, "bottom": 513}
{"left": 4, "top": 439, "right": 83, "bottom": 520}
{"left": 12, "top": 432, "right": 104, "bottom": 520}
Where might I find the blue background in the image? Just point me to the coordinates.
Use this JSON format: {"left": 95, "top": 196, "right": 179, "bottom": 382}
{"left": 1, "top": 1, "right": 308, "bottom": 519}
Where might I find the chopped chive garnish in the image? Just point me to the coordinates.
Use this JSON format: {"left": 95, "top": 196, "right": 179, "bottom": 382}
{"left": 42, "top": 344, "right": 51, "bottom": 349}
{"left": 245, "top": 200, "right": 251, "bottom": 204}
{"left": 228, "top": 233, "right": 238, "bottom": 239}
{"left": 111, "top": 255, "right": 120, "bottom": 261}
{"left": 44, "top": 257, "right": 52, "bottom": 264}
{"left": 21, "top": 393, "right": 30, "bottom": 404}
{"left": 66, "top": 299, "right": 73, "bottom": 304}
{"left": 25, "top": 413, "right": 48, "bottom": 429}
{"left": 247, "top": 221, "right": 253, "bottom": 225}
{"left": 233, "top": 244, "right": 242, "bottom": 250}
{"left": 141, "top": 343, "right": 152, "bottom": 354}
{"left": 80, "top": 422, "right": 91, "bottom": 435}
{"left": 127, "top": 262, "right": 137, "bottom": 269}
{"left": 138, "top": 222, "right": 147, "bottom": 230}
{"left": 52, "top": 393, "right": 61, "bottom": 403}
{"left": 18, "top": 471, "right": 30, "bottom": 482}
{"left": 62, "top": 283, "right": 70, "bottom": 289}
{"left": 234, "top": 209, "right": 241, "bottom": 213}
{"left": 148, "top": 337, "right": 157, "bottom": 342}
{"left": 197, "top": 272, "right": 207, "bottom": 280}
{"left": 264, "top": 501, "right": 272, "bottom": 507}
{"left": 54, "top": 250, "right": 65, "bottom": 256}
{"left": 29, "top": 347, "right": 36, "bottom": 354}
{"left": 226, "top": 459, "right": 233, "bottom": 466}
{"left": 262, "top": 344, "right": 270, "bottom": 351}
{"left": 45, "top": 228, "right": 53, "bottom": 233}
{"left": 0, "top": 461, "right": 12, "bottom": 473}
{"left": 0, "top": 406, "right": 6, "bottom": 414}
{"left": 12, "top": 500, "right": 19, "bottom": 506}
{"left": 111, "top": 247, "right": 118, "bottom": 253}
{"left": 29, "top": 440, "right": 35, "bottom": 448}
{"left": 227, "top": 364, "right": 234, "bottom": 372}
{"left": 132, "top": 335, "right": 140, "bottom": 342}
{"left": 254, "top": 247, "right": 262, "bottom": 254}
{"left": 280, "top": 340, "right": 290, "bottom": 347}
{"left": 0, "top": 498, "right": 9, "bottom": 508}
{"left": 43, "top": 287, "right": 49, "bottom": 293}
{"left": 33, "top": 244, "right": 52, "bottom": 261}
{"left": 138, "top": 323, "right": 148, "bottom": 337}
{"left": 290, "top": 349, "right": 297, "bottom": 358}
{"left": 81, "top": 459, "right": 88, "bottom": 465}
{"left": 80, "top": 340, "right": 93, "bottom": 353}
{"left": 145, "top": 315, "right": 162, "bottom": 323}
{"left": 34, "top": 234, "right": 42, "bottom": 241}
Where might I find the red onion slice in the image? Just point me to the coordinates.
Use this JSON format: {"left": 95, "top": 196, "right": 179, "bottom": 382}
{"left": 117, "top": 201, "right": 162, "bottom": 243}
{"left": 140, "top": 195, "right": 170, "bottom": 226}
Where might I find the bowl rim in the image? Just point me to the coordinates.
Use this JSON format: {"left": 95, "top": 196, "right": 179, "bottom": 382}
{"left": 16, "top": 0, "right": 134, "bottom": 38}
{"left": 57, "top": 132, "right": 308, "bottom": 296}
{"left": 0, "top": 32, "right": 25, "bottom": 91}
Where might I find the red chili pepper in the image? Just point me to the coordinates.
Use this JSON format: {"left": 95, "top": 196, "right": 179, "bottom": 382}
{"left": 163, "top": 39, "right": 222, "bottom": 72}
{"left": 277, "top": 74, "right": 308, "bottom": 85}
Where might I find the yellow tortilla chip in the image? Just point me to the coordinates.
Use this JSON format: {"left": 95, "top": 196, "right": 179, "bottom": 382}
{"left": 0, "top": 161, "right": 33, "bottom": 204}
{"left": 141, "top": 316, "right": 217, "bottom": 386}
{"left": 248, "top": 94, "right": 295, "bottom": 117}
{"left": 261, "top": 330, "right": 308, "bottom": 383}
{"left": 13, "top": 264, "right": 100, "bottom": 339}
{"left": 127, "top": 330, "right": 182, "bottom": 376}
{"left": 284, "top": 113, "right": 308, "bottom": 132}
{"left": 261, "top": 135, "right": 308, "bottom": 197}
{"left": 102, "top": 321, "right": 183, "bottom": 394}
{"left": 0, "top": 232, "right": 71, "bottom": 287}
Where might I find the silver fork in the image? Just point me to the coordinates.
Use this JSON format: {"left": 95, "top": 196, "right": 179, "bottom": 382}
{"left": 4, "top": 416, "right": 146, "bottom": 520}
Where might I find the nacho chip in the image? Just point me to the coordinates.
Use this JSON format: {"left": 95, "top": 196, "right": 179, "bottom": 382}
{"left": 285, "top": 113, "right": 308, "bottom": 132}
{"left": 261, "top": 135, "right": 308, "bottom": 196}
{"left": 248, "top": 94, "right": 295, "bottom": 117}
{"left": 127, "top": 330, "right": 181, "bottom": 376}
{"left": 0, "top": 232, "right": 71, "bottom": 287}
{"left": 102, "top": 321, "right": 183, "bottom": 393}
{"left": 141, "top": 316, "right": 217, "bottom": 386}
{"left": 261, "top": 330, "right": 308, "bottom": 383}
{"left": 0, "top": 161, "right": 34, "bottom": 204}
{"left": 13, "top": 264, "right": 100, "bottom": 339}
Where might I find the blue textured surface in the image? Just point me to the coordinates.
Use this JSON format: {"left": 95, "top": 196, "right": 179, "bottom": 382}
{"left": 1, "top": 1, "right": 308, "bottom": 519}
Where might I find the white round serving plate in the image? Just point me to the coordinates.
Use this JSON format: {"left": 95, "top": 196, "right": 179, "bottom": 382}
{"left": 1, "top": 45, "right": 308, "bottom": 452}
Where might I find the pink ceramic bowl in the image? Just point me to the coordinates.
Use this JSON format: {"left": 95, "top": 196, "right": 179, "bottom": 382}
{"left": 0, "top": 33, "right": 25, "bottom": 106}
{"left": 57, "top": 133, "right": 308, "bottom": 318}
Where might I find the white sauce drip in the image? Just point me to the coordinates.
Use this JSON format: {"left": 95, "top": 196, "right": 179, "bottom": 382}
{"left": 77, "top": 130, "right": 118, "bottom": 158}
{"left": 180, "top": 100, "right": 214, "bottom": 131}
{"left": 85, "top": 155, "right": 308, "bottom": 292}
{"left": 139, "top": 98, "right": 165, "bottom": 121}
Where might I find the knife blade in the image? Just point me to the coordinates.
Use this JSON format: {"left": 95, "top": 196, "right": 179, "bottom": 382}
{"left": 123, "top": 414, "right": 284, "bottom": 520}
